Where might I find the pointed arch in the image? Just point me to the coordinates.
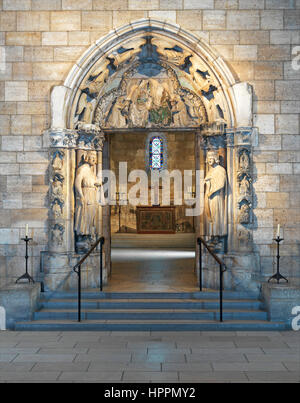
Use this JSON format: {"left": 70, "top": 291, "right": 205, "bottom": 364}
{"left": 50, "top": 18, "right": 252, "bottom": 131}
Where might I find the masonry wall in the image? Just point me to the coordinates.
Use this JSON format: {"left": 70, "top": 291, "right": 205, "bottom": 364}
{"left": 0, "top": 0, "right": 299, "bottom": 286}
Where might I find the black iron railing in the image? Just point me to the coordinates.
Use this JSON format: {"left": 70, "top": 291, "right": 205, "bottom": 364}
{"left": 73, "top": 237, "right": 105, "bottom": 322}
{"left": 197, "top": 237, "right": 227, "bottom": 322}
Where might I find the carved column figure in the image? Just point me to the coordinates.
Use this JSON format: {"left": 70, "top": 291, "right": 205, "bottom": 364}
{"left": 74, "top": 128, "right": 105, "bottom": 253}
{"left": 74, "top": 150, "right": 102, "bottom": 253}
{"left": 204, "top": 150, "right": 228, "bottom": 246}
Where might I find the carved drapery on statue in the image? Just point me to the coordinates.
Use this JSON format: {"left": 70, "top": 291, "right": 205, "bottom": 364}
{"left": 204, "top": 150, "right": 228, "bottom": 239}
{"left": 74, "top": 151, "right": 101, "bottom": 253}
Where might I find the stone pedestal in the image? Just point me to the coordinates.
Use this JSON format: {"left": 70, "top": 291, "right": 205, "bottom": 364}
{"left": 201, "top": 252, "right": 261, "bottom": 294}
{"left": 262, "top": 283, "right": 300, "bottom": 326}
{"left": 0, "top": 283, "right": 40, "bottom": 329}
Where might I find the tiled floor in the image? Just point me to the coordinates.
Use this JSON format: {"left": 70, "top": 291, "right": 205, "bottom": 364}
{"left": 0, "top": 331, "right": 299, "bottom": 383}
{"left": 108, "top": 247, "right": 197, "bottom": 292}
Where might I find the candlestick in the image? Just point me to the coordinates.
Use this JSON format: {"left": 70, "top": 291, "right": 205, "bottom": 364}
{"left": 268, "top": 236, "right": 288, "bottom": 284}
{"left": 16, "top": 235, "right": 35, "bottom": 284}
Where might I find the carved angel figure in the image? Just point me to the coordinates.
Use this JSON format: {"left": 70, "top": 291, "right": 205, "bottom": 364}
{"left": 171, "top": 95, "right": 189, "bottom": 127}
{"left": 75, "top": 92, "right": 96, "bottom": 124}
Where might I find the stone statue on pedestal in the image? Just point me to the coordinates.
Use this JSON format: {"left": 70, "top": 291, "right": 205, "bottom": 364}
{"left": 204, "top": 150, "right": 228, "bottom": 248}
{"left": 74, "top": 151, "right": 101, "bottom": 253}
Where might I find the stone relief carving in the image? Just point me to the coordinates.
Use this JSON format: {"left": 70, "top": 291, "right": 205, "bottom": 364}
{"left": 94, "top": 68, "right": 207, "bottom": 129}
{"left": 238, "top": 199, "right": 251, "bottom": 224}
{"left": 48, "top": 128, "right": 105, "bottom": 151}
{"left": 74, "top": 150, "right": 102, "bottom": 253}
{"left": 204, "top": 150, "right": 228, "bottom": 248}
{"left": 51, "top": 224, "right": 65, "bottom": 246}
{"left": 52, "top": 150, "right": 64, "bottom": 172}
{"left": 239, "top": 174, "right": 252, "bottom": 196}
{"left": 238, "top": 227, "right": 251, "bottom": 247}
{"left": 72, "top": 34, "right": 216, "bottom": 130}
{"left": 238, "top": 148, "right": 250, "bottom": 174}
{"left": 51, "top": 198, "right": 64, "bottom": 218}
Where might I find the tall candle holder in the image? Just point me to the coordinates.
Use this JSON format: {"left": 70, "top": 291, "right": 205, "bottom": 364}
{"left": 16, "top": 236, "right": 35, "bottom": 284}
{"left": 268, "top": 236, "right": 288, "bottom": 284}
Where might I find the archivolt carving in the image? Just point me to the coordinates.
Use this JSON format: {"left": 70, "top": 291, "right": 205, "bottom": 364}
{"left": 71, "top": 34, "right": 227, "bottom": 130}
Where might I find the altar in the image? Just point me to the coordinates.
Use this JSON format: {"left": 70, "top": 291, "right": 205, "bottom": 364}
{"left": 136, "top": 206, "right": 176, "bottom": 234}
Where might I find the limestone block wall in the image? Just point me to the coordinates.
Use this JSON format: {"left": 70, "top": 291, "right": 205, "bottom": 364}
{"left": 0, "top": 0, "right": 299, "bottom": 286}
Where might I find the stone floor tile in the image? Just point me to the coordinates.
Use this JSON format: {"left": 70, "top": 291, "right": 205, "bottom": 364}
{"left": 110, "top": 331, "right": 151, "bottom": 336}
{"left": 127, "top": 341, "right": 176, "bottom": 349}
{"left": 0, "top": 372, "right": 61, "bottom": 381}
{"left": 211, "top": 336, "right": 270, "bottom": 342}
{"left": 179, "top": 371, "right": 247, "bottom": 382}
{"left": 236, "top": 331, "right": 282, "bottom": 337}
{"left": 212, "top": 362, "right": 287, "bottom": 371}
{"left": 0, "top": 348, "right": 39, "bottom": 354}
{"left": 0, "top": 363, "right": 34, "bottom": 371}
{"left": 12, "top": 354, "right": 76, "bottom": 363}
{"left": 59, "top": 371, "right": 123, "bottom": 382}
{"left": 147, "top": 348, "right": 192, "bottom": 354}
{"left": 132, "top": 352, "right": 186, "bottom": 363}
{"left": 0, "top": 342, "right": 19, "bottom": 348}
{"left": 246, "top": 353, "right": 300, "bottom": 362}
{"left": 234, "top": 341, "right": 289, "bottom": 348}
{"left": 151, "top": 331, "right": 202, "bottom": 337}
{"left": 282, "top": 362, "right": 300, "bottom": 371}
{"left": 187, "top": 353, "right": 247, "bottom": 363}
{"left": 87, "top": 362, "right": 128, "bottom": 371}
{"left": 37, "top": 347, "right": 89, "bottom": 354}
{"left": 245, "top": 371, "right": 300, "bottom": 382}
{"left": 162, "top": 363, "right": 213, "bottom": 371}
{"left": 122, "top": 371, "right": 178, "bottom": 382}
{"left": 74, "top": 353, "right": 131, "bottom": 362}
{"left": 15, "top": 342, "right": 77, "bottom": 348}
{"left": 201, "top": 331, "right": 238, "bottom": 337}
{"left": 0, "top": 354, "right": 17, "bottom": 363}
{"left": 31, "top": 362, "right": 90, "bottom": 372}
{"left": 191, "top": 347, "right": 263, "bottom": 354}
{"left": 177, "top": 341, "right": 236, "bottom": 348}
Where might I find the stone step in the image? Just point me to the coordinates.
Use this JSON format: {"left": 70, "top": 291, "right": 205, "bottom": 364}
{"left": 41, "top": 299, "right": 263, "bottom": 310}
{"left": 34, "top": 308, "right": 267, "bottom": 321}
{"left": 111, "top": 234, "right": 195, "bottom": 248}
{"left": 15, "top": 319, "right": 288, "bottom": 332}
{"left": 41, "top": 291, "right": 260, "bottom": 300}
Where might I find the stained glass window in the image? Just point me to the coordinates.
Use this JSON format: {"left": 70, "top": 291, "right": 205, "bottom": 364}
{"left": 150, "top": 137, "right": 163, "bottom": 170}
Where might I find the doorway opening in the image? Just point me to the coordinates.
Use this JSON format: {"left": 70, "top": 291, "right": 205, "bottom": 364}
{"left": 107, "top": 130, "right": 198, "bottom": 291}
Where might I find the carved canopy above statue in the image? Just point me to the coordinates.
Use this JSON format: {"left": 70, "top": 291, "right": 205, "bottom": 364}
{"left": 72, "top": 33, "right": 230, "bottom": 130}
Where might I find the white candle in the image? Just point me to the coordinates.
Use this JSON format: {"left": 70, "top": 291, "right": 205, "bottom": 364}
{"left": 25, "top": 224, "right": 29, "bottom": 237}
{"left": 277, "top": 224, "right": 280, "bottom": 238}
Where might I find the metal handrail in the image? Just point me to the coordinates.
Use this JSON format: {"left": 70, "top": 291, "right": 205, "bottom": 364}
{"left": 197, "top": 236, "right": 227, "bottom": 322}
{"left": 73, "top": 236, "right": 105, "bottom": 322}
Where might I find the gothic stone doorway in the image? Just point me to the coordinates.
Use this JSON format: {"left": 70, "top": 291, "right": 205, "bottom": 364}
{"left": 44, "top": 19, "right": 259, "bottom": 293}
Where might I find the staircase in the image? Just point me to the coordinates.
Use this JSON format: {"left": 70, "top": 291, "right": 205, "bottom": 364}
{"left": 15, "top": 290, "right": 288, "bottom": 331}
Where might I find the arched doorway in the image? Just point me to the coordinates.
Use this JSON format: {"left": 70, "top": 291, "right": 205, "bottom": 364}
{"left": 44, "top": 19, "right": 258, "bottom": 293}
